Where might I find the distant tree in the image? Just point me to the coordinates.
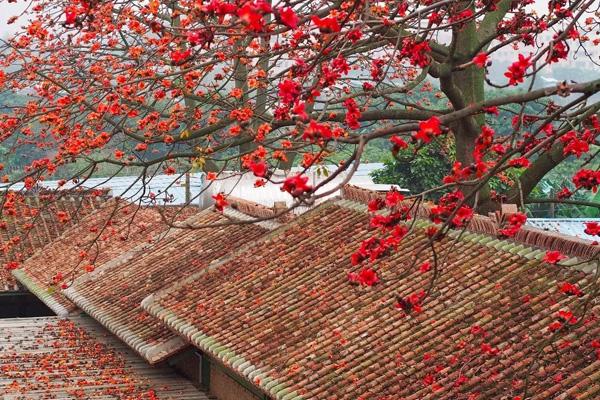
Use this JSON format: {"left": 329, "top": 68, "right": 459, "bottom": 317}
{"left": 371, "top": 139, "right": 454, "bottom": 200}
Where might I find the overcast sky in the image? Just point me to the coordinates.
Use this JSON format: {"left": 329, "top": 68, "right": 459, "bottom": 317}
{"left": 0, "top": 1, "right": 28, "bottom": 39}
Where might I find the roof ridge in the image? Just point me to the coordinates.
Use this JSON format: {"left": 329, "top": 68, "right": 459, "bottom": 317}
{"left": 227, "top": 196, "right": 294, "bottom": 222}
{"left": 341, "top": 184, "right": 600, "bottom": 260}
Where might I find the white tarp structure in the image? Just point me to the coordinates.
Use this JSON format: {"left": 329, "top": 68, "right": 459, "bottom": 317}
{"left": 527, "top": 218, "right": 600, "bottom": 242}
{"left": 4, "top": 163, "right": 398, "bottom": 209}
{"left": 6, "top": 173, "right": 205, "bottom": 205}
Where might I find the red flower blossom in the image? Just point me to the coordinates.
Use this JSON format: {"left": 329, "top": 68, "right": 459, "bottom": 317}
{"left": 281, "top": 174, "right": 312, "bottom": 197}
{"left": 498, "top": 212, "right": 527, "bottom": 237}
{"left": 277, "top": 7, "right": 299, "bottom": 29}
{"left": 508, "top": 157, "right": 530, "bottom": 168}
{"left": 559, "top": 282, "right": 583, "bottom": 297}
{"left": 414, "top": 116, "right": 442, "bottom": 143}
{"left": 390, "top": 135, "right": 408, "bottom": 151}
{"left": 543, "top": 250, "right": 567, "bottom": 265}
{"left": 348, "top": 267, "right": 380, "bottom": 286}
{"left": 429, "top": 191, "right": 473, "bottom": 228}
{"left": 347, "top": 28, "right": 362, "bottom": 43}
{"left": 237, "top": 3, "right": 269, "bottom": 32}
{"left": 65, "top": 7, "right": 77, "bottom": 25}
{"left": 480, "top": 342, "right": 499, "bottom": 356}
{"left": 343, "top": 98, "right": 360, "bottom": 129}
{"left": 5, "top": 261, "right": 19, "bottom": 270}
{"left": 573, "top": 169, "right": 600, "bottom": 192}
{"left": 395, "top": 290, "right": 426, "bottom": 314}
{"left": 212, "top": 192, "right": 228, "bottom": 212}
{"left": 584, "top": 222, "right": 600, "bottom": 236}
{"left": 170, "top": 49, "right": 191, "bottom": 64}
{"left": 557, "top": 309, "right": 578, "bottom": 325}
{"left": 400, "top": 39, "right": 431, "bottom": 67}
{"left": 548, "top": 39, "right": 569, "bottom": 63}
{"left": 278, "top": 79, "right": 301, "bottom": 105}
{"left": 311, "top": 15, "right": 340, "bottom": 33}
{"left": 505, "top": 54, "right": 532, "bottom": 85}
{"left": 385, "top": 189, "right": 404, "bottom": 207}
{"left": 472, "top": 52, "right": 489, "bottom": 68}
{"left": 483, "top": 106, "right": 500, "bottom": 115}
{"left": 557, "top": 187, "right": 572, "bottom": 199}
{"left": 419, "top": 261, "right": 431, "bottom": 273}
{"left": 248, "top": 160, "right": 267, "bottom": 177}
{"left": 562, "top": 132, "right": 589, "bottom": 158}
{"left": 368, "top": 198, "right": 385, "bottom": 213}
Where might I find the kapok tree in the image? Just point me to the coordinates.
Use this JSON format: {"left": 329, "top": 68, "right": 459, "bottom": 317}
{"left": 0, "top": 0, "right": 600, "bottom": 396}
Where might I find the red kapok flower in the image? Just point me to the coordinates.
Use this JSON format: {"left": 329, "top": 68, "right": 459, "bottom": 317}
{"left": 559, "top": 282, "right": 583, "bottom": 297}
{"left": 472, "top": 52, "right": 489, "bottom": 68}
{"left": 65, "top": 7, "right": 77, "bottom": 25}
{"left": 544, "top": 250, "right": 567, "bottom": 265}
{"left": 419, "top": 261, "right": 431, "bottom": 273}
{"left": 584, "top": 222, "right": 600, "bottom": 237}
{"left": 249, "top": 160, "right": 267, "bottom": 177}
{"left": 395, "top": 290, "right": 426, "bottom": 314}
{"left": 170, "top": 49, "right": 191, "bottom": 64}
{"left": 508, "top": 157, "right": 530, "bottom": 168}
{"left": 414, "top": 116, "right": 442, "bottom": 143}
{"left": 281, "top": 174, "right": 312, "bottom": 197}
{"left": 557, "top": 188, "right": 572, "bottom": 199}
{"left": 278, "top": 79, "right": 301, "bottom": 105}
{"left": 573, "top": 169, "right": 600, "bottom": 192}
{"left": 5, "top": 261, "right": 19, "bottom": 271}
{"left": 505, "top": 54, "right": 532, "bottom": 85}
{"left": 277, "top": 7, "right": 299, "bottom": 29}
{"left": 350, "top": 267, "right": 379, "bottom": 286}
{"left": 212, "top": 192, "right": 229, "bottom": 212}
{"left": 368, "top": 198, "right": 385, "bottom": 213}
{"left": 390, "top": 135, "right": 408, "bottom": 151}
{"left": 385, "top": 189, "right": 404, "bottom": 207}
{"left": 311, "top": 15, "right": 341, "bottom": 33}
{"left": 237, "top": 3, "right": 267, "bottom": 32}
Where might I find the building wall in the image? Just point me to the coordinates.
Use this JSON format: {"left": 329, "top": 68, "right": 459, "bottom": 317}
{"left": 210, "top": 367, "right": 262, "bottom": 400}
{"left": 169, "top": 350, "right": 266, "bottom": 400}
{"left": 169, "top": 349, "right": 202, "bottom": 386}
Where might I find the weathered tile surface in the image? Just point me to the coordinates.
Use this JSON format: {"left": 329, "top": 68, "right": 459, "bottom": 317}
{"left": 144, "top": 199, "right": 600, "bottom": 400}
{"left": 0, "top": 315, "right": 208, "bottom": 399}
{"left": 13, "top": 200, "right": 196, "bottom": 315}
{"left": 0, "top": 192, "right": 104, "bottom": 291}
{"left": 64, "top": 205, "right": 272, "bottom": 363}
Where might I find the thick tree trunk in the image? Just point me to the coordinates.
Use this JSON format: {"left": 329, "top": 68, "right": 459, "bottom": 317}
{"left": 442, "top": 15, "right": 495, "bottom": 212}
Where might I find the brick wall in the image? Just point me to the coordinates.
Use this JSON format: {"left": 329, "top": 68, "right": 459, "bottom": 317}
{"left": 210, "top": 367, "right": 262, "bottom": 400}
{"left": 170, "top": 350, "right": 201, "bottom": 386}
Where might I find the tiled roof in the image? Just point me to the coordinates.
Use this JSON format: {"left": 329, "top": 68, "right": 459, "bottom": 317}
{"left": 13, "top": 200, "right": 197, "bottom": 316}
{"left": 143, "top": 198, "right": 600, "bottom": 400}
{"left": 63, "top": 202, "right": 276, "bottom": 364}
{"left": 0, "top": 192, "right": 105, "bottom": 291}
{"left": 0, "top": 316, "right": 208, "bottom": 399}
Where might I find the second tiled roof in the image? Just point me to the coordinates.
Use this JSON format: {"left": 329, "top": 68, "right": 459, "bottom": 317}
{"left": 13, "top": 199, "right": 196, "bottom": 315}
{"left": 64, "top": 204, "right": 275, "bottom": 363}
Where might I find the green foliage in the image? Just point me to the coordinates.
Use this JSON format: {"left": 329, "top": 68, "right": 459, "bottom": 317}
{"left": 371, "top": 139, "right": 454, "bottom": 200}
{"left": 528, "top": 151, "right": 600, "bottom": 218}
